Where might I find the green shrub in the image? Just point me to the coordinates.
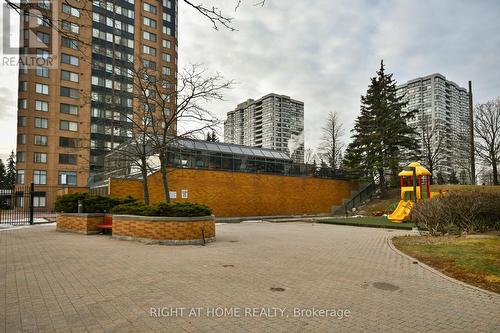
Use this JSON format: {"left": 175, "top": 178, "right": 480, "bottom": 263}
{"left": 110, "top": 202, "right": 150, "bottom": 215}
{"left": 111, "top": 201, "right": 212, "bottom": 217}
{"left": 54, "top": 193, "right": 137, "bottom": 213}
{"left": 412, "top": 190, "right": 500, "bottom": 235}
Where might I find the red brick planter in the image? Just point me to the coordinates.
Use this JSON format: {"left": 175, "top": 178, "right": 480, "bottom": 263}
{"left": 56, "top": 213, "right": 105, "bottom": 235}
{"left": 112, "top": 215, "right": 216, "bottom": 245}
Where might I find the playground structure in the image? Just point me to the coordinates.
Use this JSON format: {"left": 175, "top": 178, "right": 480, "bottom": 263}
{"left": 388, "top": 162, "right": 442, "bottom": 223}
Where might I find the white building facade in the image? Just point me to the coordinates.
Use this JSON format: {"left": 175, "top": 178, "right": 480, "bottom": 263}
{"left": 397, "top": 73, "right": 470, "bottom": 182}
{"left": 224, "top": 94, "right": 305, "bottom": 163}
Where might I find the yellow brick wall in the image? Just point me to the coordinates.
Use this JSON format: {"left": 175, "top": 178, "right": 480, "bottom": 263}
{"left": 109, "top": 168, "right": 358, "bottom": 217}
{"left": 56, "top": 214, "right": 104, "bottom": 234}
{"left": 112, "top": 217, "right": 215, "bottom": 241}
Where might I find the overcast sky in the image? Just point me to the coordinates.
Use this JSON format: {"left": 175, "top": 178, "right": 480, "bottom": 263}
{"left": 1, "top": 0, "right": 499, "bottom": 161}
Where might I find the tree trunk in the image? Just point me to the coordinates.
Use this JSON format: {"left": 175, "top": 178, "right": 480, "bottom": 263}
{"left": 140, "top": 159, "right": 150, "bottom": 205}
{"left": 159, "top": 151, "right": 171, "bottom": 203}
{"left": 378, "top": 168, "right": 387, "bottom": 198}
{"left": 492, "top": 158, "right": 499, "bottom": 185}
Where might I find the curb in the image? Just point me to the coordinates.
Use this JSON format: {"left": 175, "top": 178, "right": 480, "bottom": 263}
{"left": 387, "top": 236, "right": 499, "bottom": 298}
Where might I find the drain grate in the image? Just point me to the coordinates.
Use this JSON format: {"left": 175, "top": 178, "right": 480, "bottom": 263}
{"left": 222, "top": 264, "right": 234, "bottom": 267}
{"left": 373, "top": 282, "right": 400, "bottom": 291}
{"left": 270, "top": 287, "right": 285, "bottom": 292}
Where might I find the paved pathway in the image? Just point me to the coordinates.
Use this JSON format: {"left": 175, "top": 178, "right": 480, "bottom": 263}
{"left": 0, "top": 223, "right": 498, "bottom": 332}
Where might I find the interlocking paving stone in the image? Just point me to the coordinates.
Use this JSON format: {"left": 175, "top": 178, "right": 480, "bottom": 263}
{"left": 0, "top": 223, "right": 499, "bottom": 332}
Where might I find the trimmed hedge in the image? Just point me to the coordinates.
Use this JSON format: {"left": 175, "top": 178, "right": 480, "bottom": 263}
{"left": 54, "top": 193, "right": 137, "bottom": 213}
{"left": 111, "top": 202, "right": 212, "bottom": 217}
{"left": 412, "top": 190, "right": 500, "bottom": 235}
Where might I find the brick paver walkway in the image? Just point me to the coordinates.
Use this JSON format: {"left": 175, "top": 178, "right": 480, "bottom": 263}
{"left": 0, "top": 223, "right": 499, "bottom": 332}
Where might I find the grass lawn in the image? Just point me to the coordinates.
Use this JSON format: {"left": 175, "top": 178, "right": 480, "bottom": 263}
{"left": 393, "top": 235, "right": 500, "bottom": 293}
{"left": 320, "top": 216, "right": 415, "bottom": 230}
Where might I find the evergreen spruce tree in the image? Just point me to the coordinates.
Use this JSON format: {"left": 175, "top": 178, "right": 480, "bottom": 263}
{"left": 6, "top": 151, "right": 16, "bottom": 187}
{"left": 448, "top": 170, "right": 459, "bottom": 184}
{"left": 343, "top": 61, "right": 418, "bottom": 197}
{"left": 436, "top": 171, "right": 445, "bottom": 185}
{"left": 206, "top": 132, "right": 212, "bottom": 141}
{"left": 0, "top": 159, "right": 6, "bottom": 188}
{"left": 211, "top": 130, "right": 219, "bottom": 142}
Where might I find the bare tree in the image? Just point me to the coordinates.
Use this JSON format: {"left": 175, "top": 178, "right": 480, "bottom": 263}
{"left": 304, "top": 147, "right": 317, "bottom": 165}
{"left": 319, "top": 111, "right": 345, "bottom": 169}
{"left": 474, "top": 99, "right": 500, "bottom": 185}
{"left": 419, "top": 114, "right": 444, "bottom": 184}
{"left": 123, "top": 62, "right": 233, "bottom": 203}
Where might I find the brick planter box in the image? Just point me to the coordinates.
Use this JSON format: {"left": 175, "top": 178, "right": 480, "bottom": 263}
{"left": 56, "top": 213, "right": 105, "bottom": 235}
{"left": 112, "top": 215, "right": 216, "bottom": 245}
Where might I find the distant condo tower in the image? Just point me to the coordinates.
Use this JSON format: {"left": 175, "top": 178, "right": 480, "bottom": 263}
{"left": 396, "top": 73, "right": 470, "bottom": 182}
{"left": 224, "top": 93, "right": 304, "bottom": 163}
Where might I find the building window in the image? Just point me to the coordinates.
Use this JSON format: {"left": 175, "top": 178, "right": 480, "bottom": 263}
{"left": 62, "top": 3, "right": 80, "bottom": 17}
{"left": 59, "top": 154, "right": 77, "bottom": 165}
{"left": 38, "top": 0, "right": 50, "bottom": 9}
{"left": 36, "top": 49, "right": 50, "bottom": 59}
{"left": 143, "top": 31, "right": 157, "bottom": 42}
{"left": 18, "top": 116, "right": 27, "bottom": 127}
{"left": 60, "top": 87, "right": 79, "bottom": 98}
{"left": 144, "top": 2, "right": 157, "bottom": 14}
{"left": 19, "top": 81, "right": 28, "bottom": 91}
{"left": 143, "top": 45, "right": 156, "bottom": 56}
{"left": 35, "top": 66, "right": 49, "bottom": 78}
{"left": 59, "top": 137, "right": 78, "bottom": 147}
{"left": 18, "top": 99, "right": 27, "bottom": 109}
{"left": 163, "top": 13, "right": 171, "bottom": 22}
{"left": 162, "top": 67, "right": 171, "bottom": 75}
{"left": 33, "top": 170, "right": 47, "bottom": 185}
{"left": 36, "top": 15, "right": 51, "bottom": 27}
{"left": 61, "top": 20, "right": 79, "bottom": 34}
{"left": 35, "top": 100, "right": 49, "bottom": 112}
{"left": 61, "top": 70, "right": 79, "bottom": 82}
{"left": 17, "top": 170, "right": 25, "bottom": 184}
{"left": 35, "top": 83, "right": 49, "bottom": 95}
{"left": 59, "top": 171, "right": 77, "bottom": 185}
{"left": 19, "top": 64, "right": 28, "bottom": 74}
{"left": 60, "top": 120, "right": 78, "bottom": 131}
{"left": 36, "top": 31, "right": 50, "bottom": 44}
{"left": 143, "top": 59, "right": 156, "bottom": 70}
{"left": 61, "top": 53, "right": 79, "bottom": 66}
{"left": 143, "top": 17, "right": 156, "bottom": 28}
{"left": 33, "top": 192, "right": 46, "bottom": 207}
{"left": 61, "top": 37, "right": 79, "bottom": 49}
{"left": 34, "top": 135, "right": 48, "bottom": 146}
{"left": 162, "top": 39, "right": 171, "bottom": 48}
{"left": 35, "top": 117, "right": 48, "bottom": 128}
{"left": 17, "top": 134, "right": 26, "bottom": 145}
{"left": 60, "top": 103, "right": 79, "bottom": 115}
{"left": 34, "top": 152, "right": 47, "bottom": 163}
{"left": 16, "top": 151, "right": 25, "bottom": 162}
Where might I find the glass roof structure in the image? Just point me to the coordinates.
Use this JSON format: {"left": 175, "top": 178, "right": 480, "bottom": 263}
{"left": 174, "top": 138, "right": 292, "bottom": 161}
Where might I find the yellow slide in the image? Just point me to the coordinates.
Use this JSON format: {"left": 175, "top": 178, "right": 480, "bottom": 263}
{"left": 388, "top": 200, "right": 414, "bottom": 223}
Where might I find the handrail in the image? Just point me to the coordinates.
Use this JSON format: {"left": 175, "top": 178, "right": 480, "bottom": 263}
{"left": 333, "top": 175, "right": 379, "bottom": 216}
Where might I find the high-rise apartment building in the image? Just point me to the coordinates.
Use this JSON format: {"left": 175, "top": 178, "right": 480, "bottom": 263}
{"left": 396, "top": 73, "right": 470, "bottom": 181}
{"left": 224, "top": 93, "right": 304, "bottom": 163}
{"left": 16, "top": 0, "right": 178, "bottom": 202}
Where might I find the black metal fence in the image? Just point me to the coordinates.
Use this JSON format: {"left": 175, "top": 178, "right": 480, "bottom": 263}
{"left": 0, "top": 184, "right": 58, "bottom": 225}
